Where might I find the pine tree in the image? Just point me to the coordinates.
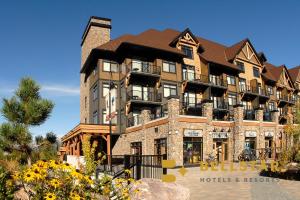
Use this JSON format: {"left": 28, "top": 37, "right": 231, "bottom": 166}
{"left": 0, "top": 77, "right": 54, "bottom": 165}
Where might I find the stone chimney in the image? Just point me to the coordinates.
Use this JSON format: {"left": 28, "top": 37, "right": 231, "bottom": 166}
{"left": 80, "top": 16, "right": 111, "bottom": 123}
{"left": 81, "top": 16, "right": 111, "bottom": 67}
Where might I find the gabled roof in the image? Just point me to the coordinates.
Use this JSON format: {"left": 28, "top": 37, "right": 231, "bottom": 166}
{"left": 225, "top": 39, "right": 249, "bottom": 62}
{"left": 169, "top": 28, "right": 199, "bottom": 46}
{"left": 264, "top": 63, "right": 295, "bottom": 88}
{"left": 288, "top": 65, "right": 300, "bottom": 83}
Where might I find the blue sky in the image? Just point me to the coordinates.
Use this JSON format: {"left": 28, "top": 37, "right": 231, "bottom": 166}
{"left": 0, "top": 0, "right": 299, "bottom": 137}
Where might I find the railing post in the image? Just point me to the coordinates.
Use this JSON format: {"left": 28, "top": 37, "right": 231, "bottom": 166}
{"left": 163, "top": 154, "right": 167, "bottom": 175}
{"left": 124, "top": 154, "right": 131, "bottom": 178}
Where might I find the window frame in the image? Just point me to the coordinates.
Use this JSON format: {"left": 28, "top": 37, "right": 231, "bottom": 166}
{"left": 236, "top": 61, "right": 245, "bottom": 72}
{"left": 162, "top": 61, "right": 176, "bottom": 73}
{"left": 253, "top": 67, "right": 260, "bottom": 78}
{"left": 92, "top": 84, "right": 98, "bottom": 101}
{"left": 267, "top": 85, "right": 273, "bottom": 95}
{"left": 163, "top": 84, "right": 177, "bottom": 98}
{"left": 181, "top": 45, "right": 193, "bottom": 59}
{"left": 226, "top": 75, "right": 236, "bottom": 85}
{"left": 228, "top": 93, "right": 237, "bottom": 106}
{"left": 102, "top": 60, "right": 118, "bottom": 72}
{"left": 93, "top": 110, "right": 98, "bottom": 124}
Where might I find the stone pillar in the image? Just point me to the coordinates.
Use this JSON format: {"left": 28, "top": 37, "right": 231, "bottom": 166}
{"left": 167, "top": 98, "right": 182, "bottom": 166}
{"left": 256, "top": 109, "right": 263, "bottom": 122}
{"left": 233, "top": 105, "right": 244, "bottom": 161}
{"left": 203, "top": 102, "right": 213, "bottom": 123}
{"left": 202, "top": 102, "right": 213, "bottom": 161}
{"left": 141, "top": 108, "right": 152, "bottom": 155}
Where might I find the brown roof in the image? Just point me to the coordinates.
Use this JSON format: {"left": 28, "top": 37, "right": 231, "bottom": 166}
{"left": 288, "top": 66, "right": 300, "bottom": 82}
{"left": 264, "top": 62, "right": 284, "bottom": 81}
{"left": 225, "top": 39, "right": 248, "bottom": 61}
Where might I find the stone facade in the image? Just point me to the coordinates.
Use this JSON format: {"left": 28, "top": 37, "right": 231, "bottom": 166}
{"left": 113, "top": 98, "right": 292, "bottom": 166}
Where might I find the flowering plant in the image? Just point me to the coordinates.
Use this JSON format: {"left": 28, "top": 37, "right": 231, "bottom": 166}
{"left": 12, "top": 160, "right": 139, "bottom": 200}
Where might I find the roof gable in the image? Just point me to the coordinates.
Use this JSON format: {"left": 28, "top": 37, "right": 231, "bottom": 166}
{"left": 225, "top": 39, "right": 262, "bottom": 66}
{"left": 169, "top": 28, "right": 199, "bottom": 47}
{"left": 288, "top": 66, "right": 300, "bottom": 83}
{"left": 277, "top": 65, "right": 294, "bottom": 89}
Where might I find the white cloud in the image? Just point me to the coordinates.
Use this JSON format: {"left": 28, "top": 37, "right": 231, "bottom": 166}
{"left": 41, "top": 85, "right": 80, "bottom": 96}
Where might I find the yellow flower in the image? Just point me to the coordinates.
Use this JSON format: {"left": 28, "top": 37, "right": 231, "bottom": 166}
{"left": 103, "top": 186, "right": 111, "bottom": 196}
{"left": 70, "top": 192, "right": 81, "bottom": 200}
{"left": 124, "top": 169, "right": 131, "bottom": 175}
{"left": 83, "top": 175, "right": 93, "bottom": 185}
{"left": 49, "top": 178, "right": 61, "bottom": 188}
{"left": 70, "top": 169, "right": 83, "bottom": 180}
{"left": 23, "top": 171, "right": 35, "bottom": 182}
{"left": 61, "top": 162, "right": 73, "bottom": 171}
{"left": 44, "top": 192, "right": 56, "bottom": 200}
{"left": 49, "top": 160, "right": 60, "bottom": 169}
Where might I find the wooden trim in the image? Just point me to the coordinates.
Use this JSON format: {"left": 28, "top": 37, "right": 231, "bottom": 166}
{"left": 177, "top": 116, "right": 208, "bottom": 123}
{"left": 125, "top": 125, "right": 143, "bottom": 133}
{"left": 145, "top": 118, "right": 168, "bottom": 128}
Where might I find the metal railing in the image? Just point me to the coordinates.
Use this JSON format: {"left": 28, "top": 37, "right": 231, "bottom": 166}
{"left": 209, "top": 75, "right": 227, "bottom": 87}
{"left": 243, "top": 109, "right": 256, "bottom": 120}
{"left": 212, "top": 100, "right": 229, "bottom": 110}
{"left": 180, "top": 100, "right": 204, "bottom": 116}
{"left": 127, "top": 90, "right": 162, "bottom": 102}
{"left": 127, "top": 61, "right": 161, "bottom": 75}
{"left": 127, "top": 115, "right": 141, "bottom": 127}
{"left": 182, "top": 72, "right": 209, "bottom": 83}
{"left": 277, "top": 95, "right": 289, "bottom": 101}
{"left": 98, "top": 154, "right": 165, "bottom": 180}
{"left": 263, "top": 110, "right": 273, "bottom": 122}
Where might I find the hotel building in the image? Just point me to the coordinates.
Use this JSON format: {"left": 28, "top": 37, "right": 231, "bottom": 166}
{"left": 61, "top": 16, "right": 299, "bottom": 166}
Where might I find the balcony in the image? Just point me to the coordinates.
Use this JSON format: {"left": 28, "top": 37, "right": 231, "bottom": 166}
{"left": 277, "top": 95, "right": 289, "bottom": 106}
{"left": 181, "top": 98, "right": 203, "bottom": 116}
{"left": 182, "top": 72, "right": 210, "bottom": 91}
{"left": 127, "top": 90, "right": 162, "bottom": 104}
{"left": 240, "top": 85, "right": 269, "bottom": 101}
{"left": 243, "top": 109, "right": 256, "bottom": 120}
{"left": 209, "top": 75, "right": 227, "bottom": 89}
{"left": 127, "top": 115, "right": 141, "bottom": 127}
{"left": 126, "top": 61, "right": 160, "bottom": 86}
{"left": 263, "top": 110, "right": 273, "bottom": 122}
{"left": 212, "top": 100, "right": 229, "bottom": 111}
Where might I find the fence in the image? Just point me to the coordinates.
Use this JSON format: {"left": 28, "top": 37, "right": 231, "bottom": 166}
{"left": 97, "top": 154, "right": 165, "bottom": 180}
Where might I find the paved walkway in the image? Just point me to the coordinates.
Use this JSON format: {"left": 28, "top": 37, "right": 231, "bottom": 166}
{"left": 169, "top": 164, "right": 300, "bottom": 200}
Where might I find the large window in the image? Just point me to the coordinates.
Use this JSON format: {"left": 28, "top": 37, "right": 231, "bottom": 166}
{"left": 92, "top": 84, "right": 98, "bottom": 101}
{"left": 103, "top": 60, "right": 118, "bottom": 72}
{"left": 236, "top": 61, "right": 245, "bottom": 72}
{"left": 182, "top": 65, "right": 195, "bottom": 80}
{"left": 181, "top": 45, "right": 193, "bottom": 59}
{"left": 131, "top": 60, "right": 149, "bottom": 72}
{"left": 226, "top": 75, "right": 236, "bottom": 85}
{"left": 154, "top": 138, "right": 167, "bottom": 156}
{"left": 162, "top": 61, "right": 176, "bottom": 73}
{"left": 239, "top": 78, "right": 246, "bottom": 92}
{"left": 93, "top": 110, "right": 98, "bottom": 124}
{"left": 228, "top": 93, "right": 237, "bottom": 106}
{"left": 253, "top": 67, "right": 260, "bottom": 78}
{"left": 267, "top": 86, "right": 273, "bottom": 95}
{"left": 102, "top": 83, "right": 110, "bottom": 97}
{"left": 131, "top": 142, "right": 142, "bottom": 155}
{"left": 184, "top": 92, "right": 196, "bottom": 106}
{"left": 163, "top": 84, "right": 177, "bottom": 97}
{"left": 268, "top": 102, "right": 275, "bottom": 111}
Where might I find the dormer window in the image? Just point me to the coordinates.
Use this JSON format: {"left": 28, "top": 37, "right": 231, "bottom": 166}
{"left": 181, "top": 45, "right": 193, "bottom": 59}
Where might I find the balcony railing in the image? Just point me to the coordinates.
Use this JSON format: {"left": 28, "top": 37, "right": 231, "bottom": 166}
{"left": 212, "top": 100, "right": 229, "bottom": 110}
{"left": 243, "top": 109, "right": 256, "bottom": 120}
{"left": 182, "top": 72, "right": 209, "bottom": 83}
{"left": 277, "top": 95, "right": 289, "bottom": 102}
{"left": 127, "top": 115, "right": 141, "bottom": 127}
{"left": 127, "top": 90, "right": 162, "bottom": 102}
{"left": 182, "top": 97, "right": 203, "bottom": 108}
{"left": 127, "top": 61, "right": 161, "bottom": 75}
{"left": 209, "top": 75, "right": 227, "bottom": 87}
{"left": 263, "top": 110, "right": 273, "bottom": 122}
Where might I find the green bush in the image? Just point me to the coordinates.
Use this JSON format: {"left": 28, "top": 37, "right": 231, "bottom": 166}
{"left": 0, "top": 166, "right": 16, "bottom": 200}
{"left": 295, "top": 151, "right": 300, "bottom": 163}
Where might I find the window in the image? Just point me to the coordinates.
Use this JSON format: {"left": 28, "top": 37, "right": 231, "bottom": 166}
{"left": 253, "top": 67, "right": 260, "bottom": 78}
{"left": 154, "top": 138, "right": 167, "bottom": 156}
{"left": 93, "top": 110, "right": 98, "bottom": 124}
{"left": 239, "top": 78, "right": 246, "bottom": 92}
{"left": 102, "top": 83, "right": 110, "bottom": 97}
{"left": 92, "top": 84, "right": 98, "bottom": 101}
{"left": 228, "top": 93, "right": 237, "bottom": 106}
{"left": 163, "top": 84, "right": 177, "bottom": 97}
{"left": 227, "top": 75, "right": 236, "bottom": 85}
{"left": 236, "top": 61, "right": 245, "bottom": 72}
{"left": 184, "top": 92, "right": 196, "bottom": 106}
{"left": 268, "top": 102, "right": 275, "bottom": 111}
{"left": 162, "top": 61, "right": 176, "bottom": 73}
{"left": 102, "top": 110, "right": 117, "bottom": 124}
{"left": 267, "top": 86, "right": 273, "bottom": 95}
{"left": 181, "top": 45, "right": 193, "bottom": 59}
{"left": 182, "top": 65, "right": 195, "bottom": 80}
{"left": 131, "top": 60, "right": 149, "bottom": 72}
{"left": 276, "top": 90, "right": 281, "bottom": 99}
{"left": 131, "top": 142, "right": 142, "bottom": 155}
{"left": 103, "top": 61, "right": 118, "bottom": 72}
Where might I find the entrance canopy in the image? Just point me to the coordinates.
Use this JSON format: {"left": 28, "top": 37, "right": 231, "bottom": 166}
{"left": 60, "top": 123, "right": 116, "bottom": 158}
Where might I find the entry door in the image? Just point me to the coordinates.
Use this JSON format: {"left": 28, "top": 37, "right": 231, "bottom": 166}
{"left": 265, "top": 138, "right": 273, "bottom": 158}
{"left": 214, "top": 141, "right": 228, "bottom": 162}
